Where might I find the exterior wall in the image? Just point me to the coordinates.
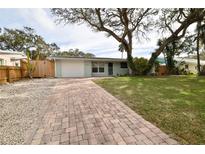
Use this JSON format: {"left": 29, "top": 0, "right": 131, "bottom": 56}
{"left": 84, "top": 61, "right": 92, "bottom": 77}
{"left": 113, "top": 62, "right": 129, "bottom": 76}
{"left": 187, "top": 63, "right": 198, "bottom": 74}
{"left": 0, "top": 55, "right": 10, "bottom": 65}
{"left": 0, "top": 54, "right": 26, "bottom": 66}
{"left": 92, "top": 62, "right": 108, "bottom": 77}
{"left": 175, "top": 58, "right": 205, "bottom": 74}
{"left": 55, "top": 59, "right": 85, "bottom": 77}
{"left": 178, "top": 62, "right": 198, "bottom": 74}
{"left": 54, "top": 59, "right": 129, "bottom": 77}
{"left": 61, "top": 60, "right": 84, "bottom": 77}
{"left": 55, "top": 60, "right": 62, "bottom": 77}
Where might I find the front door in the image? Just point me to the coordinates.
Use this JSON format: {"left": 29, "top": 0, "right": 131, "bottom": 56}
{"left": 108, "top": 62, "right": 113, "bottom": 75}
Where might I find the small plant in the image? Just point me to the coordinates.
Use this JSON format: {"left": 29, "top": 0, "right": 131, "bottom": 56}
{"left": 26, "top": 50, "right": 38, "bottom": 79}
{"left": 200, "top": 65, "right": 205, "bottom": 75}
{"left": 133, "top": 57, "right": 149, "bottom": 75}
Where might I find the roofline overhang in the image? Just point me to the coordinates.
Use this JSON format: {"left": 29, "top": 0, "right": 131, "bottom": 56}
{"left": 48, "top": 56, "right": 127, "bottom": 62}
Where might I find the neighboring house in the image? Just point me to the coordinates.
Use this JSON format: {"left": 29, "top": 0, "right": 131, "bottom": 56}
{"left": 175, "top": 57, "right": 205, "bottom": 74}
{"left": 50, "top": 57, "right": 129, "bottom": 77}
{"left": 0, "top": 50, "right": 27, "bottom": 67}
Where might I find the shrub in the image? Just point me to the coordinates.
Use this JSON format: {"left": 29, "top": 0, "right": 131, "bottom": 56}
{"left": 133, "top": 57, "right": 149, "bottom": 75}
{"left": 200, "top": 65, "right": 205, "bottom": 75}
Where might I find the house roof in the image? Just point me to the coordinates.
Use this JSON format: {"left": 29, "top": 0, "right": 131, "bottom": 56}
{"left": 175, "top": 57, "right": 205, "bottom": 65}
{"left": 0, "top": 50, "right": 26, "bottom": 56}
{"left": 49, "top": 56, "right": 127, "bottom": 62}
{"left": 156, "top": 57, "right": 166, "bottom": 64}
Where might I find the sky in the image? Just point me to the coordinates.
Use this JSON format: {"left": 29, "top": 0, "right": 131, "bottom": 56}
{"left": 0, "top": 8, "right": 166, "bottom": 58}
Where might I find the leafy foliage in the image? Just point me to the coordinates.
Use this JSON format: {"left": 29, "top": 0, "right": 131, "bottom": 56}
{"left": 51, "top": 8, "right": 158, "bottom": 74}
{"left": 133, "top": 57, "right": 160, "bottom": 75}
{"left": 0, "top": 27, "right": 60, "bottom": 60}
{"left": 147, "top": 9, "right": 205, "bottom": 73}
{"left": 25, "top": 50, "right": 38, "bottom": 78}
{"left": 133, "top": 57, "right": 149, "bottom": 75}
{"left": 52, "top": 48, "right": 95, "bottom": 58}
{"left": 158, "top": 36, "right": 195, "bottom": 74}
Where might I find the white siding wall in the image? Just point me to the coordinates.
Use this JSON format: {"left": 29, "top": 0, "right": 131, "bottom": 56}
{"left": 0, "top": 54, "right": 25, "bottom": 66}
{"left": 84, "top": 61, "right": 92, "bottom": 77}
{"left": 55, "top": 60, "right": 129, "bottom": 77}
{"left": 113, "top": 62, "right": 129, "bottom": 76}
{"left": 91, "top": 62, "right": 108, "bottom": 77}
{"left": 56, "top": 60, "right": 85, "bottom": 77}
{"left": 187, "top": 63, "right": 198, "bottom": 74}
{"left": 178, "top": 63, "right": 198, "bottom": 74}
{"left": 55, "top": 60, "right": 62, "bottom": 77}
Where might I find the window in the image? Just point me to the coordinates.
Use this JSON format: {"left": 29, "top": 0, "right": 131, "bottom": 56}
{"left": 15, "top": 62, "right": 19, "bottom": 67}
{"left": 99, "top": 63, "right": 104, "bottom": 72}
{"left": 0, "top": 59, "right": 3, "bottom": 65}
{"left": 185, "top": 64, "right": 189, "bottom": 69}
{"left": 120, "top": 62, "right": 128, "bottom": 68}
{"left": 92, "top": 63, "right": 98, "bottom": 73}
{"left": 99, "top": 67, "right": 104, "bottom": 72}
{"left": 92, "top": 67, "right": 98, "bottom": 73}
{"left": 92, "top": 62, "right": 105, "bottom": 73}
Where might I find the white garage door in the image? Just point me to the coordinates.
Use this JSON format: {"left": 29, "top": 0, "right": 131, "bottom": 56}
{"left": 61, "top": 60, "right": 85, "bottom": 77}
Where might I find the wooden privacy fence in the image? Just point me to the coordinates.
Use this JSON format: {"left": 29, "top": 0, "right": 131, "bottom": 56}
{"left": 0, "top": 59, "right": 55, "bottom": 84}
{"left": 21, "top": 59, "right": 55, "bottom": 78}
{"left": 0, "top": 66, "right": 22, "bottom": 83}
{"left": 33, "top": 60, "right": 54, "bottom": 78}
{"left": 157, "top": 65, "right": 168, "bottom": 76}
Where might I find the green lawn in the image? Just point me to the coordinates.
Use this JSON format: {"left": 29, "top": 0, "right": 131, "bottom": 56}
{"left": 94, "top": 76, "right": 205, "bottom": 144}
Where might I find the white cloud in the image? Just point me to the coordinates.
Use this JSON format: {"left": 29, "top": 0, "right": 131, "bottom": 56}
{"left": 0, "top": 8, "right": 162, "bottom": 58}
{"left": 17, "top": 8, "right": 56, "bottom": 31}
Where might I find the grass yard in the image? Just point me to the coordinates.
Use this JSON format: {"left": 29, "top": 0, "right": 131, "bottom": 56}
{"left": 94, "top": 76, "right": 205, "bottom": 144}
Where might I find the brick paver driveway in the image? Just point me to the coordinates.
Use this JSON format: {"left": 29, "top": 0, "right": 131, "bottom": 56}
{"left": 25, "top": 78, "right": 177, "bottom": 145}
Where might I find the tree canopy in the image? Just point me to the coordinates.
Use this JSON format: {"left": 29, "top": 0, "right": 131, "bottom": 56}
{"left": 51, "top": 8, "right": 158, "bottom": 74}
{"left": 147, "top": 8, "right": 205, "bottom": 73}
{"left": 0, "top": 27, "right": 60, "bottom": 59}
{"left": 51, "top": 8, "right": 205, "bottom": 74}
{"left": 53, "top": 48, "right": 95, "bottom": 58}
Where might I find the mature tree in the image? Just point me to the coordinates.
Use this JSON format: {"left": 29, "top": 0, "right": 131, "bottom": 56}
{"left": 157, "top": 36, "right": 194, "bottom": 74}
{"left": 53, "top": 48, "right": 95, "bottom": 58}
{"left": 146, "top": 8, "right": 205, "bottom": 73}
{"left": 0, "top": 27, "right": 60, "bottom": 59}
{"left": 133, "top": 57, "right": 149, "bottom": 75}
{"left": 51, "top": 8, "right": 157, "bottom": 74}
{"left": 194, "top": 21, "right": 205, "bottom": 75}
{"left": 192, "top": 51, "right": 205, "bottom": 60}
{"left": 196, "top": 21, "right": 202, "bottom": 74}
{"left": 189, "top": 23, "right": 205, "bottom": 61}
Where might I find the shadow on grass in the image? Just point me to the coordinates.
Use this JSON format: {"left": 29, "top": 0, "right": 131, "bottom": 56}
{"left": 94, "top": 76, "right": 205, "bottom": 144}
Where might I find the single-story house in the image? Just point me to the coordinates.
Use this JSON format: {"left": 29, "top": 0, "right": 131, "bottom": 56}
{"left": 0, "top": 50, "right": 27, "bottom": 66}
{"left": 49, "top": 57, "right": 129, "bottom": 77}
{"left": 175, "top": 57, "right": 205, "bottom": 74}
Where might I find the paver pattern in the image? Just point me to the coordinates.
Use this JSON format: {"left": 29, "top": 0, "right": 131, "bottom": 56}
{"left": 25, "top": 78, "right": 177, "bottom": 145}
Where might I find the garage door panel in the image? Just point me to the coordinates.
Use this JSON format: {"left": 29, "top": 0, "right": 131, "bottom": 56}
{"left": 61, "top": 60, "right": 84, "bottom": 77}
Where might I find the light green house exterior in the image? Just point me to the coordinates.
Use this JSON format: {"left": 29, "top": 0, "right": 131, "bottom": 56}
{"left": 51, "top": 57, "right": 129, "bottom": 78}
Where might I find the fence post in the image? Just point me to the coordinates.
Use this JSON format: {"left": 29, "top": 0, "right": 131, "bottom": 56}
{"left": 6, "top": 67, "right": 11, "bottom": 83}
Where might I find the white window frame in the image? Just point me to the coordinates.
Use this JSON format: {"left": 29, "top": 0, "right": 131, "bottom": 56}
{"left": 92, "top": 62, "right": 105, "bottom": 73}
{"left": 0, "top": 59, "right": 4, "bottom": 66}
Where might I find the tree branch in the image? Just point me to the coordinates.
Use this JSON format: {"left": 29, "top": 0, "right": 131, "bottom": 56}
{"left": 95, "top": 8, "right": 122, "bottom": 42}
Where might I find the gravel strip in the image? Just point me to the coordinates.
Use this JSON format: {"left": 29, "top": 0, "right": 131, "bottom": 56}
{"left": 0, "top": 78, "right": 59, "bottom": 144}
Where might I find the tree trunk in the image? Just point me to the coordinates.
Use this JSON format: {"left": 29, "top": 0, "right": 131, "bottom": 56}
{"left": 146, "top": 11, "right": 204, "bottom": 74}
{"left": 146, "top": 35, "right": 183, "bottom": 74}
{"left": 126, "top": 51, "right": 136, "bottom": 75}
{"left": 196, "top": 21, "right": 201, "bottom": 75}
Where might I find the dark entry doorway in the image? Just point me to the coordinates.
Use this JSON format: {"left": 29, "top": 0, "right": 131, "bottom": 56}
{"left": 108, "top": 62, "right": 113, "bottom": 75}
